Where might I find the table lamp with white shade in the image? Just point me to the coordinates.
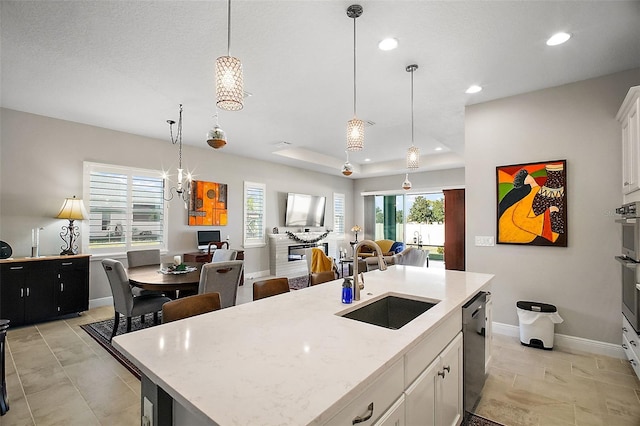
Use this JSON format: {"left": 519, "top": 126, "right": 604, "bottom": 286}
{"left": 55, "top": 196, "right": 88, "bottom": 255}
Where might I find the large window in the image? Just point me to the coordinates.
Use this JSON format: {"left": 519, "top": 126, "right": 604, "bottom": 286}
{"left": 333, "top": 193, "right": 345, "bottom": 236}
{"left": 244, "top": 181, "right": 266, "bottom": 247}
{"left": 83, "top": 162, "right": 167, "bottom": 254}
{"left": 373, "top": 192, "right": 444, "bottom": 248}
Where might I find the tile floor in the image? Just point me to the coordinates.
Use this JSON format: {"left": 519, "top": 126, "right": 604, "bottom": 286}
{"left": 2, "top": 276, "right": 639, "bottom": 425}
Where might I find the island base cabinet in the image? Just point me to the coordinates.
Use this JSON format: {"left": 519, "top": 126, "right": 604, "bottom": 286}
{"left": 405, "top": 333, "right": 463, "bottom": 426}
{"left": 324, "top": 358, "right": 404, "bottom": 426}
{"left": 373, "top": 395, "right": 405, "bottom": 426}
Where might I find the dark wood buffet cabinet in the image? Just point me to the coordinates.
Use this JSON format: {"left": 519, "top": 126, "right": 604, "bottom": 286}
{"left": 0, "top": 254, "right": 90, "bottom": 327}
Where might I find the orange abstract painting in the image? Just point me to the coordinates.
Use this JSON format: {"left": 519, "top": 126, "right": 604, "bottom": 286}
{"left": 188, "top": 180, "right": 228, "bottom": 226}
{"left": 496, "top": 160, "right": 567, "bottom": 247}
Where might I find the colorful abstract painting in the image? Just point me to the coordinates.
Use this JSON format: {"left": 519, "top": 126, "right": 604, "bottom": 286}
{"left": 496, "top": 160, "right": 567, "bottom": 247}
{"left": 188, "top": 180, "right": 228, "bottom": 226}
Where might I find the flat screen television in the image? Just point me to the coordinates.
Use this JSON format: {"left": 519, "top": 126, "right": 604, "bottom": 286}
{"left": 197, "top": 230, "right": 221, "bottom": 250}
{"left": 285, "top": 193, "right": 326, "bottom": 227}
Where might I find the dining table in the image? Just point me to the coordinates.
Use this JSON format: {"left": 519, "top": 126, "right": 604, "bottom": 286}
{"left": 127, "top": 262, "right": 202, "bottom": 298}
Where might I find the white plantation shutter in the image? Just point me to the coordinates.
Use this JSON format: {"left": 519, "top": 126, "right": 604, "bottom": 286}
{"left": 244, "top": 181, "right": 266, "bottom": 247}
{"left": 333, "top": 193, "right": 345, "bottom": 236}
{"left": 84, "top": 162, "right": 167, "bottom": 254}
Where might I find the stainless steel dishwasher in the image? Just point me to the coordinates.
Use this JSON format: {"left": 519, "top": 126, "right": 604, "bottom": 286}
{"left": 462, "top": 291, "right": 488, "bottom": 415}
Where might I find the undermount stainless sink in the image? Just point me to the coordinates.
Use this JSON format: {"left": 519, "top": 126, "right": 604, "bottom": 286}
{"left": 340, "top": 296, "right": 438, "bottom": 330}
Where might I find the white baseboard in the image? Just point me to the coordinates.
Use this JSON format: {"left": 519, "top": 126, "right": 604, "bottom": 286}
{"left": 244, "top": 269, "right": 271, "bottom": 282}
{"left": 493, "top": 322, "right": 625, "bottom": 359}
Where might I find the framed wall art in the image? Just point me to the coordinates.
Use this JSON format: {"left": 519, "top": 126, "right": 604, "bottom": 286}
{"left": 496, "top": 159, "right": 567, "bottom": 247}
{"left": 188, "top": 180, "right": 228, "bottom": 226}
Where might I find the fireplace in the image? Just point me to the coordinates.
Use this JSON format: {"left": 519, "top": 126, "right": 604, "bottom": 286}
{"left": 288, "top": 243, "right": 328, "bottom": 261}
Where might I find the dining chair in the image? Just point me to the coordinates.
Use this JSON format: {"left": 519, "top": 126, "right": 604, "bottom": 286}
{"left": 127, "top": 249, "right": 161, "bottom": 267}
{"left": 253, "top": 277, "right": 290, "bottom": 301}
{"left": 162, "top": 292, "right": 221, "bottom": 323}
{"left": 305, "top": 247, "right": 338, "bottom": 286}
{"left": 125, "top": 248, "right": 166, "bottom": 311}
{"left": 101, "top": 259, "right": 171, "bottom": 341}
{"left": 198, "top": 260, "right": 244, "bottom": 309}
{"left": 211, "top": 249, "right": 237, "bottom": 262}
{"left": 310, "top": 270, "right": 337, "bottom": 286}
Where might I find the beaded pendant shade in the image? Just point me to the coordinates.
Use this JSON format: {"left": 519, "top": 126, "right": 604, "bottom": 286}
{"left": 215, "top": 0, "right": 244, "bottom": 111}
{"left": 346, "top": 5, "right": 364, "bottom": 151}
{"left": 406, "top": 64, "right": 420, "bottom": 169}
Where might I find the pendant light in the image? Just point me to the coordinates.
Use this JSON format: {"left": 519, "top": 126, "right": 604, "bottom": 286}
{"left": 406, "top": 64, "right": 419, "bottom": 169}
{"left": 164, "top": 104, "right": 191, "bottom": 205}
{"left": 341, "top": 150, "right": 354, "bottom": 176}
{"left": 402, "top": 173, "right": 412, "bottom": 190}
{"left": 346, "top": 5, "right": 364, "bottom": 151}
{"left": 216, "top": 0, "right": 244, "bottom": 111}
{"left": 206, "top": 109, "right": 227, "bottom": 149}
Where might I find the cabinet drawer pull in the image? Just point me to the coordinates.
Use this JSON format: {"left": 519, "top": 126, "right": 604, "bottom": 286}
{"left": 623, "top": 326, "right": 628, "bottom": 332}
{"left": 61, "top": 262, "right": 73, "bottom": 266}
{"left": 443, "top": 365, "right": 451, "bottom": 373}
{"left": 20, "top": 288, "right": 24, "bottom": 298}
{"left": 631, "top": 340, "right": 637, "bottom": 347}
{"left": 623, "top": 343, "right": 629, "bottom": 349}
{"left": 10, "top": 266, "right": 24, "bottom": 270}
{"left": 26, "top": 287, "right": 30, "bottom": 297}
{"left": 352, "top": 402, "right": 374, "bottom": 425}
{"left": 60, "top": 283, "right": 64, "bottom": 292}
{"left": 631, "top": 359, "right": 638, "bottom": 367}
{"left": 438, "top": 370, "right": 446, "bottom": 378}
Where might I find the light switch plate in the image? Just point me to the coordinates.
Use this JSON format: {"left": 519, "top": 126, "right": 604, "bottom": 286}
{"left": 475, "top": 236, "right": 495, "bottom": 246}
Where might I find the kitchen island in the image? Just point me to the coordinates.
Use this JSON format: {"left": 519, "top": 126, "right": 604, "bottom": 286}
{"left": 113, "top": 265, "right": 493, "bottom": 425}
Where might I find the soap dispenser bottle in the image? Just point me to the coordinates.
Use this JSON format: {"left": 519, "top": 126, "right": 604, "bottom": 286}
{"left": 342, "top": 277, "right": 353, "bottom": 304}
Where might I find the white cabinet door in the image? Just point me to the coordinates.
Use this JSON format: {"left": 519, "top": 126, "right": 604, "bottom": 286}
{"left": 437, "top": 334, "right": 463, "bottom": 426}
{"left": 405, "top": 357, "right": 438, "bottom": 425}
{"left": 405, "top": 333, "right": 463, "bottom": 426}
{"left": 619, "top": 87, "right": 640, "bottom": 194}
{"left": 373, "top": 395, "right": 405, "bottom": 426}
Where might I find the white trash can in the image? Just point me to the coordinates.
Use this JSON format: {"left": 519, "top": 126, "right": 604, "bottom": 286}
{"left": 516, "top": 301, "right": 563, "bottom": 350}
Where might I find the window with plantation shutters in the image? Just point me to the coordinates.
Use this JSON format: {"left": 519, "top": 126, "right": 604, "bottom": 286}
{"left": 244, "top": 181, "right": 266, "bottom": 247}
{"left": 83, "top": 162, "right": 167, "bottom": 254}
{"left": 333, "top": 193, "right": 345, "bottom": 237}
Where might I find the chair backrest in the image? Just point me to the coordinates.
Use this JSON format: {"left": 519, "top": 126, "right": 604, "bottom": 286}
{"left": 310, "top": 270, "right": 336, "bottom": 286}
{"left": 253, "top": 277, "right": 290, "bottom": 301}
{"left": 392, "top": 247, "right": 428, "bottom": 267}
{"left": 211, "top": 249, "right": 237, "bottom": 262}
{"left": 102, "top": 259, "right": 134, "bottom": 315}
{"left": 127, "top": 249, "right": 161, "bottom": 267}
{"left": 307, "top": 247, "right": 334, "bottom": 274}
{"left": 198, "top": 260, "right": 244, "bottom": 308}
{"left": 162, "top": 293, "right": 221, "bottom": 323}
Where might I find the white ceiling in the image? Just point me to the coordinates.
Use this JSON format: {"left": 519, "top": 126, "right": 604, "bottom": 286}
{"left": 2, "top": 1, "right": 640, "bottom": 178}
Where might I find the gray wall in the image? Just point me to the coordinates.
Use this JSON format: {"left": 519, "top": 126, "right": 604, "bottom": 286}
{"left": 465, "top": 68, "right": 640, "bottom": 344}
{"left": 0, "top": 108, "right": 354, "bottom": 300}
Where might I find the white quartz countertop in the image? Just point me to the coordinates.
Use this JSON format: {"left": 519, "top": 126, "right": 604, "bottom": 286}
{"left": 113, "top": 265, "right": 493, "bottom": 425}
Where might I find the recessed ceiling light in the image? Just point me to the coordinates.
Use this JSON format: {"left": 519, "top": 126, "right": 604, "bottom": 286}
{"left": 364, "top": 158, "right": 371, "bottom": 162}
{"left": 546, "top": 32, "right": 571, "bottom": 46}
{"left": 465, "top": 85, "right": 482, "bottom": 94}
{"left": 434, "top": 147, "right": 442, "bottom": 151}
{"left": 378, "top": 38, "right": 398, "bottom": 51}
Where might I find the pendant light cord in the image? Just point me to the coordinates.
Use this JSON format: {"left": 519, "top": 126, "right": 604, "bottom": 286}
{"left": 353, "top": 16, "right": 357, "bottom": 117}
{"left": 227, "top": 0, "right": 231, "bottom": 56}
{"left": 410, "top": 68, "right": 414, "bottom": 146}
